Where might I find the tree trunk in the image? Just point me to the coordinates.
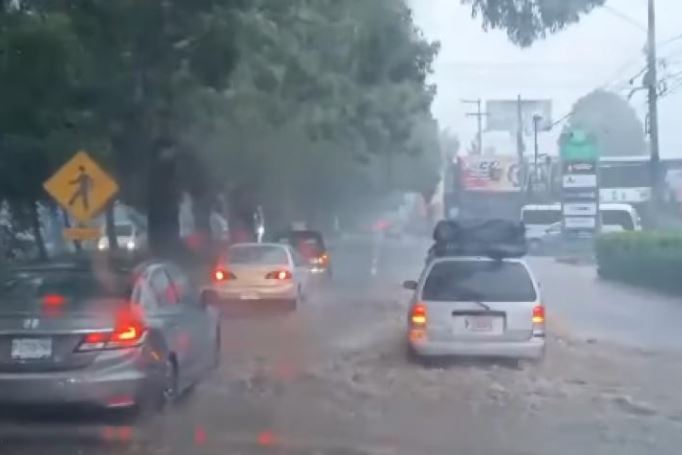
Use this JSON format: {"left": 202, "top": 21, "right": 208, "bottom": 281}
{"left": 105, "top": 204, "right": 119, "bottom": 251}
{"left": 147, "top": 148, "right": 180, "bottom": 257}
{"left": 29, "top": 201, "right": 48, "bottom": 260}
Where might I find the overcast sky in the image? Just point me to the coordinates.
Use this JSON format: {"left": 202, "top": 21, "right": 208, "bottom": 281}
{"left": 410, "top": 0, "right": 682, "bottom": 158}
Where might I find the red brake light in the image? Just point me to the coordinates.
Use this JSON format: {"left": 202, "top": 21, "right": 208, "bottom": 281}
{"left": 265, "top": 270, "right": 292, "bottom": 280}
{"left": 410, "top": 303, "right": 427, "bottom": 326}
{"left": 77, "top": 307, "right": 146, "bottom": 352}
{"left": 532, "top": 305, "right": 545, "bottom": 324}
{"left": 213, "top": 269, "right": 235, "bottom": 281}
{"left": 42, "top": 294, "right": 65, "bottom": 306}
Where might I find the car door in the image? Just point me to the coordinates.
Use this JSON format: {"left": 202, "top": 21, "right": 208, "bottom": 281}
{"left": 289, "top": 248, "right": 309, "bottom": 294}
{"left": 146, "top": 265, "right": 201, "bottom": 388}
{"left": 165, "top": 263, "right": 216, "bottom": 375}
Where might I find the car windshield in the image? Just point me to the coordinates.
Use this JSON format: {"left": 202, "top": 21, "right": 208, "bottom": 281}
{"left": 602, "top": 210, "right": 635, "bottom": 230}
{"left": 227, "top": 245, "right": 288, "bottom": 265}
{"left": 522, "top": 209, "right": 562, "bottom": 225}
{"left": 422, "top": 261, "right": 537, "bottom": 302}
{"left": 114, "top": 224, "right": 134, "bottom": 237}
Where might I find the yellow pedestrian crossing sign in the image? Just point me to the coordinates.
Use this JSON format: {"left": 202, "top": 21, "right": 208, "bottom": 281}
{"left": 43, "top": 151, "right": 119, "bottom": 223}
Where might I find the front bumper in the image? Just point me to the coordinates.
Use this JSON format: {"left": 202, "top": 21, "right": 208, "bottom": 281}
{"left": 0, "top": 348, "right": 155, "bottom": 408}
{"left": 409, "top": 336, "right": 545, "bottom": 360}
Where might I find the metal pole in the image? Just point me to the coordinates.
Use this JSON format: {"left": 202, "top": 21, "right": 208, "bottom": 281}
{"left": 463, "top": 99, "right": 486, "bottom": 155}
{"left": 476, "top": 99, "right": 483, "bottom": 154}
{"left": 647, "top": 0, "right": 661, "bottom": 205}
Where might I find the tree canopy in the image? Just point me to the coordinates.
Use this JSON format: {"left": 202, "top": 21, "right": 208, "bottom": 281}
{"left": 560, "top": 89, "right": 647, "bottom": 157}
{"left": 462, "top": 0, "right": 606, "bottom": 47}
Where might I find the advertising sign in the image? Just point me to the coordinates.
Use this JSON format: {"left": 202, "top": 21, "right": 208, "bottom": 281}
{"left": 563, "top": 202, "right": 598, "bottom": 216}
{"left": 486, "top": 99, "right": 553, "bottom": 133}
{"left": 563, "top": 174, "right": 598, "bottom": 188}
{"left": 560, "top": 129, "right": 600, "bottom": 233}
{"left": 459, "top": 156, "right": 521, "bottom": 192}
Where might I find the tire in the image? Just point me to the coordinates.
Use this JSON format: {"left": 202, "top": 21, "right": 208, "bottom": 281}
{"left": 134, "top": 357, "right": 178, "bottom": 421}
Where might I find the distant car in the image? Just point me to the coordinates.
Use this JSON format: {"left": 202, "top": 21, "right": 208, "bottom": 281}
{"left": 404, "top": 256, "right": 545, "bottom": 362}
{"left": 273, "top": 230, "right": 332, "bottom": 279}
{"left": 0, "top": 258, "right": 220, "bottom": 414}
{"left": 98, "top": 222, "right": 146, "bottom": 253}
{"left": 205, "top": 243, "right": 309, "bottom": 311}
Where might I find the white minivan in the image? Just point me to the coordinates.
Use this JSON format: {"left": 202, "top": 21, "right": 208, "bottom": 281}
{"left": 521, "top": 203, "right": 642, "bottom": 247}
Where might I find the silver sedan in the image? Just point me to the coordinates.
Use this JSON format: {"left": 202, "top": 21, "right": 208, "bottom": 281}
{"left": 0, "top": 258, "right": 220, "bottom": 414}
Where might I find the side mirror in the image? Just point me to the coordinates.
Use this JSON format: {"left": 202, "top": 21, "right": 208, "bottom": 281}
{"left": 403, "top": 280, "right": 418, "bottom": 290}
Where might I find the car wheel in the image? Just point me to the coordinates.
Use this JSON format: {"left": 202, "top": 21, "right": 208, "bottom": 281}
{"left": 134, "top": 357, "right": 178, "bottom": 421}
{"left": 159, "top": 357, "right": 179, "bottom": 409}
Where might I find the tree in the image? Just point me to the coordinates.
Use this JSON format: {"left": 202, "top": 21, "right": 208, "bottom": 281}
{"left": 0, "top": 8, "right": 87, "bottom": 258}
{"left": 560, "top": 89, "right": 647, "bottom": 157}
{"left": 462, "top": 0, "right": 606, "bottom": 47}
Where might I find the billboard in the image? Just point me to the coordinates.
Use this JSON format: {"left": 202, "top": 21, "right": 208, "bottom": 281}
{"left": 459, "top": 155, "right": 521, "bottom": 192}
{"left": 486, "top": 99, "right": 553, "bottom": 134}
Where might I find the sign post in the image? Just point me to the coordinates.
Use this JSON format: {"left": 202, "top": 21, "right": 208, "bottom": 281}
{"left": 560, "top": 130, "right": 600, "bottom": 236}
{"left": 43, "top": 151, "right": 119, "bottom": 242}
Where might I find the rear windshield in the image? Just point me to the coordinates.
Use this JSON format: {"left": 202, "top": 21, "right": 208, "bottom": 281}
{"left": 275, "top": 232, "right": 325, "bottom": 256}
{"left": 422, "top": 260, "right": 537, "bottom": 302}
{"left": 522, "top": 209, "right": 561, "bottom": 225}
{"left": 0, "top": 270, "right": 129, "bottom": 307}
{"left": 227, "top": 245, "right": 289, "bottom": 265}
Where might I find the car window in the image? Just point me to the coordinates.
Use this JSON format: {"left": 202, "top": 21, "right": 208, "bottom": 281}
{"left": 522, "top": 209, "right": 562, "bottom": 225}
{"left": 601, "top": 210, "right": 635, "bottom": 230}
{"left": 165, "top": 265, "right": 194, "bottom": 304}
{"left": 227, "top": 245, "right": 289, "bottom": 265}
{"left": 149, "top": 269, "right": 178, "bottom": 306}
{"left": 422, "top": 261, "right": 537, "bottom": 302}
{"left": 114, "top": 224, "right": 134, "bottom": 236}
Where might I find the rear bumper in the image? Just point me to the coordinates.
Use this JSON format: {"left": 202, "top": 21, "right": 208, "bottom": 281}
{"left": 409, "top": 336, "right": 545, "bottom": 360}
{"left": 0, "top": 348, "right": 155, "bottom": 408}
{"left": 206, "top": 283, "right": 297, "bottom": 301}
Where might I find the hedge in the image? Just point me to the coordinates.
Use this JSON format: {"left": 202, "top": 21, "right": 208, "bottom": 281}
{"left": 595, "top": 231, "right": 682, "bottom": 295}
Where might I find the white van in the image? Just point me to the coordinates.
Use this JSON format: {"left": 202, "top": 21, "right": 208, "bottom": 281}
{"left": 521, "top": 203, "right": 641, "bottom": 242}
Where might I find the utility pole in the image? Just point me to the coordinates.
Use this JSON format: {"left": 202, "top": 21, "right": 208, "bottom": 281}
{"left": 462, "top": 99, "right": 486, "bottom": 154}
{"left": 647, "top": 0, "right": 661, "bottom": 205}
{"left": 516, "top": 95, "right": 525, "bottom": 163}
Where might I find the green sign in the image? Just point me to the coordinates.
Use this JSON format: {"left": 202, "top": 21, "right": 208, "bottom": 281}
{"left": 560, "top": 129, "right": 599, "bottom": 161}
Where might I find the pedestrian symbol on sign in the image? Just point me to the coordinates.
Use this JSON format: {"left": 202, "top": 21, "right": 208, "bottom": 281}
{"left": 68, "top": 165, "right": 93, "bottom": 212}
{"left": 43, "top": 151, "right": 119, "bottom": 224}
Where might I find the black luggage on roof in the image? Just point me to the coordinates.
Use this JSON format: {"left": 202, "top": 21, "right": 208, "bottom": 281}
{"left": 429, "top": 219, "right": 527, "bottom": 259}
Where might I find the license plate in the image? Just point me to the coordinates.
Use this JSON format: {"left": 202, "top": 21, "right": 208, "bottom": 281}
{"left": 240, "top": 292, "right": 260, "bottom": 300}
{"left": 11, "top": 338, "right": 52, "bottom": 360}
{"left": 465, "top": 316, "right": 494, "bottom": 332}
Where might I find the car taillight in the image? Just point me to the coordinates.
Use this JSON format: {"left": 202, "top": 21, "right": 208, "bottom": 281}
{"left": 265, "top": 270, "right": 292, "bottom": 280}
{"left": 532, "top": 305, "right": 545, "bottom": 324}
{"left": 77, "top": 308, "right": 147, "bottom": 352}
{"left": 213, "top": 269, "right": 236, "bottom": 282}
{"left": 410, "top": 303, "right": 427, "bottom": 326}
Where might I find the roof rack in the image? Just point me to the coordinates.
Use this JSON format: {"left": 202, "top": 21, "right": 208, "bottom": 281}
{"left": 429, "top": 219, "right": 527, "bottom": 260}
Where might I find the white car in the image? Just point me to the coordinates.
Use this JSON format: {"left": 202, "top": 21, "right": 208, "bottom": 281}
{"left": 404, "top": 256, "right": 545, "bottom": 362}
{"left": 98, "top": 222, "right": 145, "bottom": 252}
{"left": 204, "top": 243, "right": 309, "bottom": 311}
